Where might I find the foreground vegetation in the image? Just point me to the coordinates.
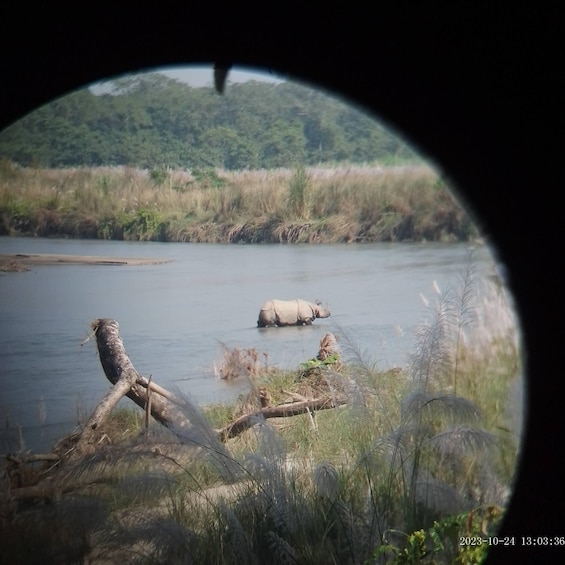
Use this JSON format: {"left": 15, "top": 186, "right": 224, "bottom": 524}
{"left": 0, "top": 161, "right": 477, "bottom": 243}
{"left": 0, "top": 265, "right": 521, "bottom": 563}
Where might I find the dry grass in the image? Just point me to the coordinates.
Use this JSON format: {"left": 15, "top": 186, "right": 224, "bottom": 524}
{"left": 214, "top": 345, "right": 262, "bottom": 381}
{"left": 0, "top": 162, "right": 477, "bottom": 242}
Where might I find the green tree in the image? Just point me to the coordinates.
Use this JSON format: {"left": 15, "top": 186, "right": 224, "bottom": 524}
{"left": 199, "top": 127, "right": 258, "bottom": 169}
{"left": 260, "top": 119, "right": 306, "bottom": 168}
{"left": 0, "top": 72, "right": 421, "bottom": 169}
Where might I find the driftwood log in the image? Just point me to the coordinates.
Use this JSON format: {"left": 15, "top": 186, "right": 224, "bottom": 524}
{"left": 73, "top": 318, "right": 193, "bottom": 455}
{"left": 3, "top": 320, "right": 349, "bottom": 501}
{"left": 74, "top": 319, "right": 347, "bottom": 451}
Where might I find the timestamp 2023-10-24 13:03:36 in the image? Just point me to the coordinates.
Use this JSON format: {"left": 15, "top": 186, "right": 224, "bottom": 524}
{"left": 460, "top": 536, "right": 565, "bottom": 547}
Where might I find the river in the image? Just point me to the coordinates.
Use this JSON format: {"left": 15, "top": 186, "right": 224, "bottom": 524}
{"left": 0, "top": 236, "right": 505, "bottom": 453}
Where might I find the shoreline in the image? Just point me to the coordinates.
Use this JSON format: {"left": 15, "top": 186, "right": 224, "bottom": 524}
{"left": 0, "top": 253, "right": 173, "bottom": 270}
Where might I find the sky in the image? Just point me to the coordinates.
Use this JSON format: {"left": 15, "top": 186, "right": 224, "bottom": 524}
{"left": 89, "top": 65, "right": 285, "bottom": 95}
{"left": 159, "top": 65, "right": 285, "bottom": 87}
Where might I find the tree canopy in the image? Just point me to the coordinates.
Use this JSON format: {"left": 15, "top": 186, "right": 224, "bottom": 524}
{"left": 0, "top": 73, "right": 418, "bottom": 169}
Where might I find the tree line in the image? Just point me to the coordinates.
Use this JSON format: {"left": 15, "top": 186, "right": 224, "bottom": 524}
{"left": 0, "top": 73, "right": 418, "bottom": 170}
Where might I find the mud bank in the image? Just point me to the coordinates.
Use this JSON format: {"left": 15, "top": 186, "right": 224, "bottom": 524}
{"left": 0, "top": 253, "right": 172, "bottom": 270}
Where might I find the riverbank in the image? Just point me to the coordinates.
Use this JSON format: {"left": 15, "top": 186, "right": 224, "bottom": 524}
{"left": 0, "top": 163, "right": 478, "bottom": 243}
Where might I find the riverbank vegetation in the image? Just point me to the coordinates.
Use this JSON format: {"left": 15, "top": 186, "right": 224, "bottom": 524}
{"left": 0, "top": 160, "right": 477, "bottom": 243}
{"left": 1, "top": 268, "right": 521, "bottom": 563}
{"left": 0, "top": 73, "right": 479, "bottom": 244}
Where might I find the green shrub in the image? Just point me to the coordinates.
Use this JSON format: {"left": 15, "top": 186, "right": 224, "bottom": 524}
{"left": 191, "top": 168, "right": 227, "bottom": 188}
{"left": 288, "top": 165, "right": 311, "bottom": 219}
{"left": 149, "top": 167, "right": 170, "bottom": 186}
{"left": 122, "top": 207, "right": 169, "bottom": 240}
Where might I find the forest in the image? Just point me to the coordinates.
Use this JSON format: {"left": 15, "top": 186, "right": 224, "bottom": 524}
{"left": 0, "top": 73, "right": 418, "bottom": 170}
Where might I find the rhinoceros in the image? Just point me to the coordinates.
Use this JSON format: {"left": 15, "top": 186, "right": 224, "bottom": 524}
{"left": 257, "top": 299, "right": 331, "bottom": 327}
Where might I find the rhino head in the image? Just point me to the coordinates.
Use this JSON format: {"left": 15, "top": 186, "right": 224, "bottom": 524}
{"left": 314, "top": 300, "right": 331, "bottom": 319}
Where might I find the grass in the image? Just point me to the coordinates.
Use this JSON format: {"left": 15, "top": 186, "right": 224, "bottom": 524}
{"left": 0, "top": 160, "right": 478, "bottom": 243}
{"left": 0, "top": 260, "right": 521, "bottom": 563}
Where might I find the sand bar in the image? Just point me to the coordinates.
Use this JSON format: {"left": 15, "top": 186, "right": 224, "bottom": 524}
{"left": 0, "top": 253, "right": 173, "bottom": 268}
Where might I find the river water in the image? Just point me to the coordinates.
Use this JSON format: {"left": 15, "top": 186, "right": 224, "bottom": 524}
{"left": 0, "top": 236, "right": 506, "bottom": 453}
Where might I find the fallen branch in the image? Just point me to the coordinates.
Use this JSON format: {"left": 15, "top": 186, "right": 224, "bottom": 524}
{"left": 281, "top": 389, "right": 309, "bottom": 402}
{"left": 5, "top": 453, "right": 60, "bottom": 464}
{"left": 8, "top": 475, "right": 111, "bottom": 501}
{"left": 6, "top": 442, "right": 200, "bottom": 502}
{"left": 280, "top": 389, "right": 319, "bottom": 430}
{"left": 136, "top": 374, "right": 177, "bottom": 401}
{"left": 218, "top": 395, "right": 347, "bottom": 441}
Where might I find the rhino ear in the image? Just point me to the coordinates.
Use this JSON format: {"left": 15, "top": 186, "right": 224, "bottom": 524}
{"left": 315, "top": 299, "right": 322, "bottom": 306}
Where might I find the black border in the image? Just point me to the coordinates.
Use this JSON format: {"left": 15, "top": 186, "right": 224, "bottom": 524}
{"left": 2, "top": 5, "right": 563, "bottom": 560}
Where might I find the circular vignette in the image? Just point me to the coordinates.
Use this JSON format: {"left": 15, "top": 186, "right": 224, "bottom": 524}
{"left": 1, "top": 7, "right": 562, "bottom": 561}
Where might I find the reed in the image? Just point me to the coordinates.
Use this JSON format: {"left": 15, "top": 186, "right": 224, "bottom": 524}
{"left": 0, "top": 161, "right": 477, "bottom": 242}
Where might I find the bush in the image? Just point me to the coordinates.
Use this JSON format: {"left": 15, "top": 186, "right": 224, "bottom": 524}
{"left": 191, "top": 168, "right": 227, "bottom": 188}
{"left": 149, "top": 167, "right": 170, "bottom": 186}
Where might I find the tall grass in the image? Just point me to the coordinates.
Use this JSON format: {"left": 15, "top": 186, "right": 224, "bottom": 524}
{"left": 0, "top": 258, "right": 521, "bottom": 563}
{"left": 0, "top": 160, "right": 477, "bottom": 243}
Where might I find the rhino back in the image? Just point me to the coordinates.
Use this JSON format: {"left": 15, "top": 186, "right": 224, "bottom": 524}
{"left": 273, "top": 299, "right": 300, "bottom": 325}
